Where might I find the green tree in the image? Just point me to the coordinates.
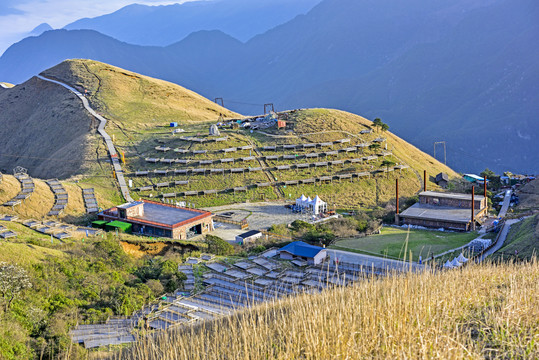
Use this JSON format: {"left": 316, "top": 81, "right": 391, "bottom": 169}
{"left": 480, "top": 168, "right": 501, "bottom": 190}
{"left": 381, "top": 123, "right": 389, "bottom": 132}
{"left": 373, "top": 118, "right": 382, "bottom": 132}
{"left": 204, "top": 235, "right": 234, "bottom": 255}
{"left": 381, "top": 159, "right": 396, "bottom": 176}
{"left": 480, "top": 168, "right": 496, "bottom": 178}
{"left": 0, "top": 263, "right": 32, "bottom": 312}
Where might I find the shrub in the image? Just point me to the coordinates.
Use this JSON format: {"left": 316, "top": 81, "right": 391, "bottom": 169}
{"left": 204, "top": 235, "right": 234, "bottom": 256}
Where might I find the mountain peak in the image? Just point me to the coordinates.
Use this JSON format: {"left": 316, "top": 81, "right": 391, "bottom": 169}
{"left": 29, "top": 23, "right": 53, "bottom": 36}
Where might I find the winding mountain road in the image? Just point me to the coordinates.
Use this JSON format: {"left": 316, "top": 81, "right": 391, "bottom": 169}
{"left": 477, "top": 218, "right": 519, "bottom": 262}
{"left": 37, "top": 75, "right": 133, "bottom": 202}
{"left": 498, "top": 189, "right": 512, "bottom": 218}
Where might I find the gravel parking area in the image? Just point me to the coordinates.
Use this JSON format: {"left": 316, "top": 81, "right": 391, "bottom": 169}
{"left": 204, "top": 201, "right": 313, "bottom": 231}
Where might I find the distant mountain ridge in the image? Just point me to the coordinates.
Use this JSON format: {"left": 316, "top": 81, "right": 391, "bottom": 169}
{"left": 0, "top": 0, "right": 537, "bottom": 174}
{"left": 63, "top": 0, "right": 321, "bottom": 45}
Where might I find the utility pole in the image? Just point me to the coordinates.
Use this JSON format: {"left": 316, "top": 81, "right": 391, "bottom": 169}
{"left": 434, "top": 141, "right": 446, "bottom": 164}
{"left": 214, "top": 98, "right": 224, "bottom": 107}
{"left": 264, "top": 103, "right": 275, "bottom": 114}
{"left": 471, "top": 186, "right": 476, "bottom": 231}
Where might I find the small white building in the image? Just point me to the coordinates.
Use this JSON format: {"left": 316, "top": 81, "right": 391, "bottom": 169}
{"left": 235, "top": 230, "right": 263, "bottom": 245}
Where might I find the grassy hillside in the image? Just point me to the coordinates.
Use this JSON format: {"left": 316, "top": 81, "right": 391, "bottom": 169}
{"left": 2, "top": 59, "right": 241, "bottom": 206}
{"left": 41, "top": 59, "right": 240, "bottom": 144}
{"left": 0, "top": 174, "right": 115, "bottom": 222}
{"left": 493, "top": 214, "right": 539, "bottom": 261}
{"left": 517, "top": 179, "right": 539, "bottom": 211}
{"left": 111, "top": 261, "right": 539, "bottom": 360}
{"left": 289, "top": 109, "right": 458, "bottom": 178}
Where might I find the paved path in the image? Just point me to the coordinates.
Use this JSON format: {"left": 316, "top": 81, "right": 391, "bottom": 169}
{"left": 326, "top": 249, "right": 425, "bottom": 272}
{"left": 37, "top": 75, "right": 133, "bottom": 202}
{"left": 498, "top": 189, "right": 512, "bottom": 218}
{"left": 478, "top": 219, "right": 519, "bottom": 262}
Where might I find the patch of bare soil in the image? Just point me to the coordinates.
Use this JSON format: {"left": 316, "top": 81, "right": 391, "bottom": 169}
{"left": 120, "top": 241, "right": 169, "bottom": 258}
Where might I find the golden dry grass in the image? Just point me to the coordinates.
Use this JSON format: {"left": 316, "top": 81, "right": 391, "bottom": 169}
{"left": 1, "top": 178, "right": 55, "bottom": 218}
{"left": 0, "top": 174, "right": 20, "bottom": 204}
{"left": 60, "top": 182, "right": 87, "bottom": 219}
{"left": 42, "top": 59, "right": 240, "bottom": 139}
{"left": 109, "top": 261, "right": 538, "bottom": 360}
{"left": 0, "top": 175, "right": 91, "bottom": 220}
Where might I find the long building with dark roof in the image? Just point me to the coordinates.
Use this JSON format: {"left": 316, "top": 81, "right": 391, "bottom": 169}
{"left": 99, "top": 200, "right": 213, "bottom": 239}
{"left": 398, "top": 191, "right": 487, "bottom": 231}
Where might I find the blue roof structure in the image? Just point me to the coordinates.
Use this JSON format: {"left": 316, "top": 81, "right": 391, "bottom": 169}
{"left": 278, "top": 241, "right": 325, "bottom": 258}
{"left": 463, "top": 174, "right": 490, "bottom": 183}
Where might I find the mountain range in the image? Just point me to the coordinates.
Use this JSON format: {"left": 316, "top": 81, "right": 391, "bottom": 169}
{"left": 0, "top": 0, "right": 537, "bottom": 174}
{"left": 64, "top": 0, "right": 321, "bottom": 45}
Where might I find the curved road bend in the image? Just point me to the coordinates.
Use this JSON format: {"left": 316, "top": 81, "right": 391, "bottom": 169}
{"left": 37, "top": 75, "right": 133, "bottom": 202}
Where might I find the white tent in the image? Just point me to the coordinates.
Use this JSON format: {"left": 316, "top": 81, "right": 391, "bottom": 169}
{"left": 310, "top": 195, "right": 328, "bottom": 215}
{"left": 296, "top": 194, "right": 308, "bottom": 208}
{"left": 451, "top": 258, "right": 462, "bottom": 267}
{"left": 443, "top": 260, "right": 454, "bottom": 268}
{"left": 295, "top": 195, "right": 328, "bottom": 215}
{"left": 457, "top": 253, "right": 468, "bottom": 263}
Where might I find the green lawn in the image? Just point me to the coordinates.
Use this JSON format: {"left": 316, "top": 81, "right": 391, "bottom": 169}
{"left": 332, "top": 227, "right": 478, "bottom": 261}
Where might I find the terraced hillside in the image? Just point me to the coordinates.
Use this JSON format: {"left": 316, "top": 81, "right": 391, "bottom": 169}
{"left": 5, "top": 59, "right": 457, "bottom": 211}
{"left": 0, "top": 173, "right": 112, "bottom": 223}
{"left": 122, "top": 108, "right": 458, "bottom": 208}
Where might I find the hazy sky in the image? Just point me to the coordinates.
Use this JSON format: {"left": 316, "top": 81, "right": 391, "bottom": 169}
{"left": 0, "top": 0, "right": 195, "bottom": 55}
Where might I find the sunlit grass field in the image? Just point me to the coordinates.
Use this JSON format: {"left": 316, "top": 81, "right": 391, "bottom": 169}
{"left": 106, "top": 260, "right": 539, "bottom": 360}
{"left": 332, "top": 226, "right": 478, "bottom": 261}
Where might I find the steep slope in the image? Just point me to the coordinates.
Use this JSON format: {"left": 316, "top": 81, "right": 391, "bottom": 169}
{"left": 289, "top": 109, "right": 458, "bottom": 179}
{"left": 125, "top": 106, "right": 457, "bottom": 209}
{"left": 494, "top": 214, "right": 539, "bottom": 261}
{"left": 0, "top": 76, "right": 98, "bottom": 179}
{"left": 64, "top": 0, "right": 321, "bottom": 45}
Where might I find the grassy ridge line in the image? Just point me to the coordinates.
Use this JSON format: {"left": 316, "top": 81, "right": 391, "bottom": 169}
{"left": 112, "top": 261, "right": 538, "bottom": 360}
{"left": 41, "top": 59, "right": 240, "bottom": 140}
